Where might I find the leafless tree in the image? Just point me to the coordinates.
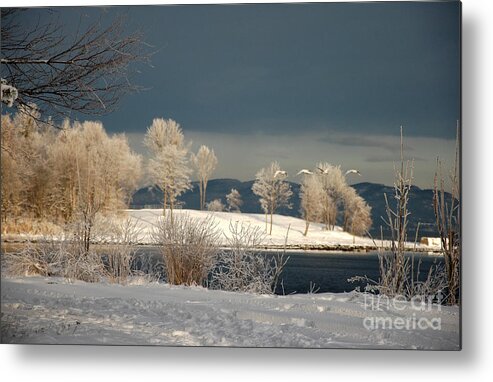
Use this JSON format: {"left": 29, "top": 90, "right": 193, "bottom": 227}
{"left": 1, "top": 8, "right": 149, "bottom": 121}
{"left": 226, "top": 188, "right": 243, "bottom": 212}
{"left": 252, "top": 161, "right": 292, "bottom": 235}
{"left": 191, "top": 145, "right": 218, "bottom": 210}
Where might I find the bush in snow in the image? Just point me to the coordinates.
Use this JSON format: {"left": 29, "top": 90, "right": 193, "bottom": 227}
{"left": 152, "top": 213, "right": 221, "bottom": 286}
{"left": 97, "top": 216, "right": 143, "bottom": 285}
{"left": 206, "top": 199, "right": 225, "bottom": 212}
{"left": 3, "top": 241, "right": 61, "bottom": 277}
{"left": 211, "top": 221, "right": 289, "bottom": 294}
{"left": 3, "top": 239, "right": 105, "bottom": 283}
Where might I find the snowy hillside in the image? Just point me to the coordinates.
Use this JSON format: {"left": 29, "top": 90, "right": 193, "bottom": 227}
{"left": 1, "top": 276, "right": 460, "bottom": 349}
{"left": 126, "top": 209, "right": 438, "bottom": 251}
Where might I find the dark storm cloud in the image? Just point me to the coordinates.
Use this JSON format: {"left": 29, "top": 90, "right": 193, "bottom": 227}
{"left": 365, "top": 154, "right": 426, "bottom": 163}
{"left": 10, "top": 3, "right": 460, "bottom": 138}
{"left": 26, "top": 2, "right": 458, "bottom": 140}
{"left": 322, "top": 135, "right": 415, "bottom": 153}
{"left": 6, "top": 2, "right": 460, "bottom": 188}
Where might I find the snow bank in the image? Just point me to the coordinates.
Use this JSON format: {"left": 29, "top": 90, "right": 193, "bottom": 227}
{"left": 126, "top": 209, "right": 437, "bottom": 251}
{"left": 1, "top": 276, "right": 459, "bottom": 349}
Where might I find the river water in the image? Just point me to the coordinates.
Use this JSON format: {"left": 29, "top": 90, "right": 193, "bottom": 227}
{"left": 2, "top": 244, "right": 444, "bottom": 295}
{"left": 133, "top": 247, "right": 444, "bottom": 295}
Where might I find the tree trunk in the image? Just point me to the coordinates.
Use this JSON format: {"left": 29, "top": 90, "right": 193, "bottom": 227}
{"left": 163, "top": 189, "right": 167, "bottom": 217}
{"left": 170, "top": 197, "right": 174, "bottom": 227}
{"left": 304, "top": 220, "right": 310, "bottom": 236}
{"left": 199, "top": 181, "right": 203, "bottom": 210}
{"left": 269, "top": 211, "right": 273, "bottom": 235}
{"left": 203, "top": 181, "right": 208, "bottom": 211}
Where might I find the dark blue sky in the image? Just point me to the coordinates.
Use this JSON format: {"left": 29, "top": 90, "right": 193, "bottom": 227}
{"left": 13, "top": 2, "right": 461, "bottom": 187}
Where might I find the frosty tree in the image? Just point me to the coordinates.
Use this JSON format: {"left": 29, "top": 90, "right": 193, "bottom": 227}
{"left": 252, "top": 162, "right": 292, "bottom": 235}
{"left": 191, "top": 145, "right": 218, "bottom": 210}
{"left": 0, "top": 110, "right": 141, "bottom": 234}
{"left": 55, "top": 121, "right": 142, "bottom": 252}
{"left": 144, "top": 118, "right": 191, "bottom": 223}
{"left": 299, "top": 174, "right": 324, "bottom": 236}
{"left": 342, "top": 187, "right": 372, "bottom": 236}
{"left": 226, "top": 188, "right": 243, "bottom": 212}
{"left": 316, "top": 162, "right": 347, "bottom": 230}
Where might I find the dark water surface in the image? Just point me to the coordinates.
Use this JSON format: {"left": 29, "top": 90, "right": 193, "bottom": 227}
{"left": 134, "top": 247, "right": 444, "bottom": 295}
{"left": 1, "top": 244, "right": 444, "bottom": 295}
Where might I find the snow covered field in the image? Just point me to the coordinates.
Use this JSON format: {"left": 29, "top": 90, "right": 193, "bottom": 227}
{"left": 1, "top": 209, "right": 441, "bottom": 252}
{"left": 125, "top": 209, "right": 438, "bottom": 251}
{"left": 1, "top": 276, "right": 459, "bottom": 349}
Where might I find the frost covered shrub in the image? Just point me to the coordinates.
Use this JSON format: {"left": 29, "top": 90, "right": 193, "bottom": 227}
{"left": 349, "top": 129, "right": 446, "bottom": 300}
{"left": 212, "top": 222, "right": 289, "bottom": 294}
{"left": 98, "top": 217, "right": 143, "bottom": 284}
{"left": 206, "top": 199, "right": 225, "bottom": 212}
{"left": 60, "top": 246, "right": 105, "bottom": 283}
{"left": 3, "top": 241, "right": 61, "bottom": 277}
{"left": 153, "top": 213, "right": 221, "bottom": 286}
{"left": 433, "top": 131, "right": 460, "bottom": 305}
{"left": 3, "top": 239, "right": 104, "bottom": 283}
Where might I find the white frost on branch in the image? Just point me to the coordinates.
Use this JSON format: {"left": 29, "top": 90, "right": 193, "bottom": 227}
{"left": 1, "top": 79, "right": 18, "bottom": 107}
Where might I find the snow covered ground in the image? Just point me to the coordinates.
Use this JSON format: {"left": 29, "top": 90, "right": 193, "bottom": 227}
{"left": 1, "top": 209, "right": 441, "bottom": 252}
{"left": 1, "top": 276, "right": 459, "bottom": 349}
{"left": 125, "top": 209, "right": 439, "bottom": 251}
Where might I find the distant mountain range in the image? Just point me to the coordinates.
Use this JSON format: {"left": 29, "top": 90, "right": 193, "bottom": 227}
{"left": 130, "top": 179, "right": 452, "bottom": 239}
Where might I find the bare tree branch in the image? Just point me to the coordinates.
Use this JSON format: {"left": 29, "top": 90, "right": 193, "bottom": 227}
{"left": 1, "top": 8, "right": 151, "bottom": 121}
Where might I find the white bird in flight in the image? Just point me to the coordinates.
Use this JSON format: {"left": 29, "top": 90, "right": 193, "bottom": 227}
{"left": 317, "top": 167, "right": 330, "bottom": 175}
{"left": 345, "top": 169, "right": 361, "bottom": 176}
{"left": 274, "top": 170, "right": 288, "bottom": 178}
{"left": 296, "top": 169, "right": 314, "bottom": 176}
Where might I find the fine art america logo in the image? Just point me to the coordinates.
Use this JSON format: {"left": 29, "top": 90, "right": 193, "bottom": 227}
{"left": 362, "top": 291, "right": 444, "bottom": 331}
